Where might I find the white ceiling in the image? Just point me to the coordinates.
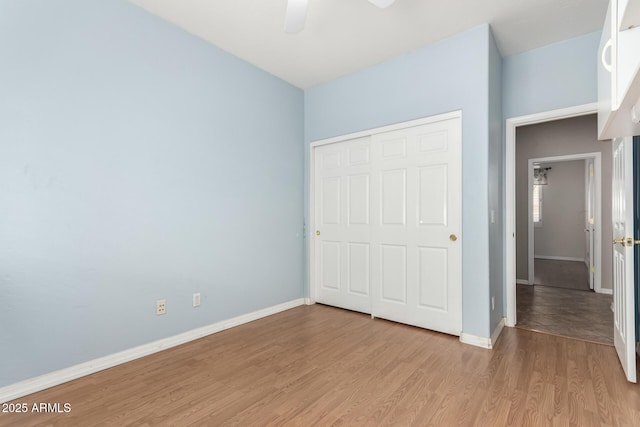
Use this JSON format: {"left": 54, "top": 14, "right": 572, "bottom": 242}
{"left": 128, "top": 0, "right": 607, "bottom": 89}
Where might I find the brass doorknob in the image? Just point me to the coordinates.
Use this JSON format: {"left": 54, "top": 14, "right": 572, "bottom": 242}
{"left": 613, "top": 237, "right": 640, "bottom": 246}
{"left": 316, "top": 230, "right": 320, "bottom": 236}
{"left": 449, "top": 234, "right": 457, "bottom": 242}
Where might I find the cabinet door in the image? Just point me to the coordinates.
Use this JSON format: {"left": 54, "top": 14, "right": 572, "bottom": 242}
{"left": 616, "top": 18, "right": 640, "bottom": 104}
{"left": 598, "top": 0, "right": 640, "bottom": 140}
{"left": 598, "top": 0, "right": 616, "bottom": 139}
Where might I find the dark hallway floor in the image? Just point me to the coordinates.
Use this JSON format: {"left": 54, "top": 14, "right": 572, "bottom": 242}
{"left": 516, "top": 285, "right": 613, "bottom": 345}
{"left": 534, "top": 258, "right": 590, "bottom": 290}
{"left": 518, "top": 260, "right": 613, "bottom": 345}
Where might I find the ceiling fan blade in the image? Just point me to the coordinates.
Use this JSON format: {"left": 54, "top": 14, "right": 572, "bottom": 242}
{"left": 368, "top": 0, "right": 395, "bottom": 8}
{"left": 285, "top": 0, "right": 308, "bottom": 34}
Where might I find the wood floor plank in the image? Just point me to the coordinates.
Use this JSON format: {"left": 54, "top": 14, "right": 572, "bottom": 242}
{"left": 2, "top": 304, "right": 639, "bottom": 426}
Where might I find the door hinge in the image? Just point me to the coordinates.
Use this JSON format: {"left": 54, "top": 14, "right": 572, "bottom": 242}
{"left": 590, "top": 265, "right": 595, "bottom": 273}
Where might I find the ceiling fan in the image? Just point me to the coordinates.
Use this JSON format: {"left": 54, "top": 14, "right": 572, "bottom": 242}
{"left": 285, "top": 0, "right": 396, "bottom": 33}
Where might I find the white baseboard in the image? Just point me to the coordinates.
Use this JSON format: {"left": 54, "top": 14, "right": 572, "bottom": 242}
{"left": 0, "top": 298, "right": 305, "bottom": 404}
{"left": 460, "top": 317, "right": 506, "bottom": 350}
{"left": 534, "top": 255, "right": 584, "bottom": 262}
{"left": 490, "top": 318, "right": 506, "bottom": 348}
{"left": 516, "top": 279, "right": 530, "bottom": 285}
{"left": 460, "top": 318, "right": 505, "bottom": 350}
{"left": 596, "top": 288, "right": 613, "bottom": 295}
{"left": 304, "top": 298, "right": 314, "bottom": 305}
{"left": 460, "top": 333, "right": 492, "bottom": 349}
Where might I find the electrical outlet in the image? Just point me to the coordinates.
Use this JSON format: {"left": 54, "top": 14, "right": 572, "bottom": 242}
{"left": 491, "top": 296, "right": 495, "bottom": 311}
{"left": 156, "top": 299, "right": 166, "bottom": 315}
{"left": 193, "top": 293, "right": 201, "bottom": 307}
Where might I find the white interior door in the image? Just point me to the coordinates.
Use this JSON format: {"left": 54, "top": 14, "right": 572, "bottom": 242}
{"left": 585, "top": 158, "right": 595, "bottom": 290}
{"left": 314, "top": 137, "right": 373, "bottom": 314}
{"left": 370, "top": 118, "right": 462, "bottom": 335}
{"left": 612, "top": 136, "right": 636, "bottom": 383}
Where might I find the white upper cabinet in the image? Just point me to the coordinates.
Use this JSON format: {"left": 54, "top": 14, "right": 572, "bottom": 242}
{"left": 619, "top": 0, "right": 640, "bottom": 30}
{"left": 598, "top": 0, "right": 640, "bottom": 140}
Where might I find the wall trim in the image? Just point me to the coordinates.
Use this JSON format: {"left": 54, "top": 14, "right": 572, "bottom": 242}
{"left": 0, "top": 298, "right": 305, "bottom": 404}
{"left": 534, "top": 255, "right": 585, "bottom": 262}
{"left": 309, "top": 110, "right": 462, "bottom": 147}
{"left": 597, "top": 288, "right": 613, "bottom": 295}
{"left": 460, "top": 333, "right": 492, "bottom": 349}
{"left": 516, "top": 279, "right": 530, "bottom": 285}
{"left": 461, "top": 318, "right": 505, "bottom": 350}
{"left": 490, "top": 317, "right": 506, "bottom": 348}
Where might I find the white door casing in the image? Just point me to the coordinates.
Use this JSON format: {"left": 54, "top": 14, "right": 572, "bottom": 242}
{"left": 311, "top": 112, "right": 462, "bottom": 336}
{"left": 586, "top": 158, "right": 595, "bottom": 290}
{"left": 611, "top": 136, "right": 636, "bottom": 383}
{"left": 526, "top": 152, "right": 602, "bottom": 293}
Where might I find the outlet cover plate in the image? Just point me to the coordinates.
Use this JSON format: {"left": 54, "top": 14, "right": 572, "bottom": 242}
{"left": 156, "top": 299, "right": 166, "bottom": 315}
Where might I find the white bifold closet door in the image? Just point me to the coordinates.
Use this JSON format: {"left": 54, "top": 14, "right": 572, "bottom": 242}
{"left": 314, "top": 116, "right": 461, "bottom": 336}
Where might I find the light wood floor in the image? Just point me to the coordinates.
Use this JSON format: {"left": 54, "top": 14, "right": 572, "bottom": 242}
{"left": 2, "top": 304, "right": 640, "bottom": 426}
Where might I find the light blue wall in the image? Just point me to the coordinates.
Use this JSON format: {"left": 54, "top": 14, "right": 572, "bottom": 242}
{"left": 0, "top": 0, "right": 304, "bottom": 387}
{"left": 501, "top": 31, "right": 600, "bottom": 314}
{"left": 488, "top": 29, "right": 504, "bottom": 333}
{"left": 304, "top": 25, "right": 493, "bottom": 338}
{"left": 0, "top": 0, "right": 598, "bottom": 388}
{"left": 503, "top": 31, "right": 600, "bottom": 119}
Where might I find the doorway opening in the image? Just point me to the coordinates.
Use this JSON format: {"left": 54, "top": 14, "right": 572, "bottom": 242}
{"left": 526, "top": 153, "right": 602, "bottom": 293}
{"left": 519, "top": 153, "right": 612, "bottom": 345}
{"left": 505, "top": 106, "right": 615, "bottom": 345}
